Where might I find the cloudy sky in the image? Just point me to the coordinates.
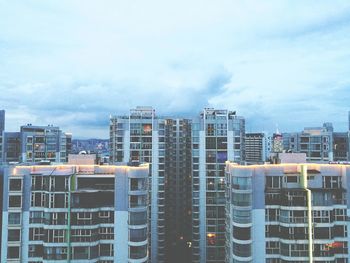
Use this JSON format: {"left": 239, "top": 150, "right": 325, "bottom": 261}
{"left": 1, "top": 1, "right": 350, "bottom": 138}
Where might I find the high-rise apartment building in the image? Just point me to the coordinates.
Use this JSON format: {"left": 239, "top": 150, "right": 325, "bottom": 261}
{"left": 110, "top": 106, "right": 166, "bottom": 262}
{"left": 0, "top": 110, "right": 4, "bottom": 132}
{"left": 20, "top": 124, "right": 69, "bottom": 163}
{"left": 0, "top": 110, "right": 4, "bottom": 164}
{"left": 225, "top": 162, "right": 350, "bottom": 262}
{"left": 3, "top": 124, "right": 71, "bottom": 164}
{"left": 0, "top": 166, "right": 3, "bottom": 260}
{"left": 272, "top": 131, "right": 283, "bottom": 153}
{"left": 164, "top": 118, "right": 192, "bottom": 263}
{"left": 245, "top": 132, "right": 267, "bottom": 164}
{"left": 3, "top": 132, "right": 21, "bottom": 163}
{"left": 333, "top": 132, "right": 349, "bottom": 162}
{"left": 283, "top": 123, "right": 334, "bottom": 162}
{"left": 191, "top": 108, "right": 245, "bottom": 263}
{"left": 65, "top": 133, "right": 73, "bottom": 162}
{"left": 1, "top": 163, "right": 149, "bottom": 262}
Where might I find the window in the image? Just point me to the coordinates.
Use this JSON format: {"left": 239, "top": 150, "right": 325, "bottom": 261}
{"left": 129, "top": 211, "right": 147, "bottom": 225}
{"left": 232, "top": 209, "right": 251, "bottom": 224}
{"left": 232, "top": 226, "right": 251, "bottom": 240}
{"left": 9, "top": 178, "right": 22, "bottom": 191}
{"left": 53, "top": 194, "right": 65, "bottom": 208}
{"left": 286, "top": 176, "right": 298, "bottom": 183}
{"left": 73, "top": 247, "right": 89, "bottom": 260}
{"left": 130, "top": 245, "right": 147, "bottom": 259}
{"left": 53, "top": 229, "right": 65, "bottom": 243}
{"left": 130, "top": 228, "right": 147, "bottom": 242}
{"left": 99, "top": 211, "right": 110, "bottom": 218}
{"left": 29, "top": 228, "right": 45, "bottom": 241}
{"left": 8, "top": 229, "right": 21, "bottom": 242}
{"left": 31, "top": 192, "right": 46, "bottom": 207}
{"left": 7, "top": 246, "right": 20, "bottom": 259}
{"left": 8, "top": 213, "right": 21, "bottom": 225}
{"left": 77, "top": 212, "right": 92, "bottom": 220}
{"left": 206, "top": 137, "right": 216, "bottom": 149}
{"left": 100, "top": 244, "right": 113, "bottom": 257}
{"left": 232, "top": 192, "right": 251, "bottom": 207}
{"left": 9, "top": 195, "right": 22, "bottom": 208}
{"left": 232, "top": 177, "right": 251, "bottom": 190}
{"left": 265, "top": 176, "right": 281, "bottom": 188}
{"left": 232, "top": 242, "right": 251, "bottom": 258}
{"left": 206, "top": 124, "right": 215, "bottom": 136}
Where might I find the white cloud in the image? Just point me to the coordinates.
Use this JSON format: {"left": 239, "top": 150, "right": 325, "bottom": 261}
{"left": 1, "top": 0, "right": 350, "bottom": 137}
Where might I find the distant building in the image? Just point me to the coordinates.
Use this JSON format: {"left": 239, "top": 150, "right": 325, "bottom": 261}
{"left": 1, "top": 163, "right": 149, "bottom": 262}
{"left": 3, "top": 132, "right": 21, "bottom": 163}
{"left": 191, "top": 108, "right": 245, "bottom": 263}
{"left": 20, "top": 124, "right": 69, "bottom": 163}
{"left": 272, "top": 130, "right": 283, "bottom": 153}
{"left": 2, "top": 125, "right": 71, "bottom": 164}
{"left": 245, "top": 132, "right": 266, "bottom": 164}
{"left": 65, "top": 133, "right": 72, "bottom": 162}
{"left": 0, "top": 166, "right": 3, "bottom": 260}
{"left": 283, "top": 123, "right": 334, "bottom": 162}
{"left": 333, "top": 132, "right": 349, "bottom": 161}
{"left": 264, "top": 133, "right": 272, "bottom": 159}
{"left": 0, "top": 110, "right": 4, "bottom": 132}
{"left": 225, "top": 162, "right": 350, "bottom": 262}
{"left": 0, "top": 110, "right": 4, "bottom": 164}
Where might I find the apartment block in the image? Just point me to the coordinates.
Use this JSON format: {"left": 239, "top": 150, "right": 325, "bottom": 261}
{"left": 0, "top": 110, "right": 4, "bottom": 164}
{"left": 110, "top": 106, "right": 166, "bottom": 262}
{"left": 3, "top": 132, "right": 21, "bottom": 163}
{"left": 225, "top": 162, "right": 350, "bottom": 262}
{"left": 3, "top": 124, "right": 71, "bottom": 164}
{"left": 245, "top": 133, "right": 266, "bottom": 164}
{"left": 1, "top": 163, "right": 149, "bottom": 262}
{"left": 192, "top": 108, "right": 245, "bottom": 263}
{"left": 333, "top": 132, "right": 349, "bottom": 162}
{"left": 0, "top": 166, "right": 3, "bottom": 260}
{"left": 20, "top": 124, "right": 69, "bottom": 163}
{"left": 283, "top": 123, "right": 334, "bottom": 162}
{"left": 272, "top": 132, "right": 283, "bottom": 153}
{"left": 164, "top": 118, "right": 192, "bottom": 263}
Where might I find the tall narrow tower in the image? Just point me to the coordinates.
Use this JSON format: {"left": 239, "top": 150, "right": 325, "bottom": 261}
{"left": 191, "top": 108, "right": 245, "bottom": 263}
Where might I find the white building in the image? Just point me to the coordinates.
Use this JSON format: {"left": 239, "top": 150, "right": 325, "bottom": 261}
{"left": 225, "top": 162, "right": 350, "bottom": 263}
{"left": 191, "top": 108, "right": 245, "bottom": 263}
{"left": 1, "top": 163, "right": 149, "bottom": 263}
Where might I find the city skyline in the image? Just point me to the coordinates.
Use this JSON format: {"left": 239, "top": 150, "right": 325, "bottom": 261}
{"left": 0, "top": 107, "right": 349, "bottom": 139}
{"left": 1, "top": 1, "right": 350, "bottom": 137}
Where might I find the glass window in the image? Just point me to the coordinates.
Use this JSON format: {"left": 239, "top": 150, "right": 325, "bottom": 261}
{"left": 8, "top": 229, "right": 21, "bottom": 242}
{"left": 7, "top": 246, "right": 20, "bottom": 259}
{"left": 130, "top": 228, "right": 147, "bottom": 242}
{"left": 9, "top": 195, "right": 22, "bottom": 208}
{"left": 8, "top": 213, "right": 21, "bottom": 225}
{"left": 232, "top": 226, "right": 251, "bottom": 240}
{"left": 232, "top": 192, "right": 251, "bottom": 207}
{"left": 9, "top": 178, "right": 22, "bottom": 191}
{"left": 130, "top": 245, "right": 147, "bottom": 259}
{"left": 232, "top": 242, "right": 251, "bottom": 258}
{"left": 232, "top": 177, "right": 251, "bottom": 190}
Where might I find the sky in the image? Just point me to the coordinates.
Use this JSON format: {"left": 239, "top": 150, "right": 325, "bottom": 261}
{"left": 1, "top": 0, "right": 350, "bottom": 138}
